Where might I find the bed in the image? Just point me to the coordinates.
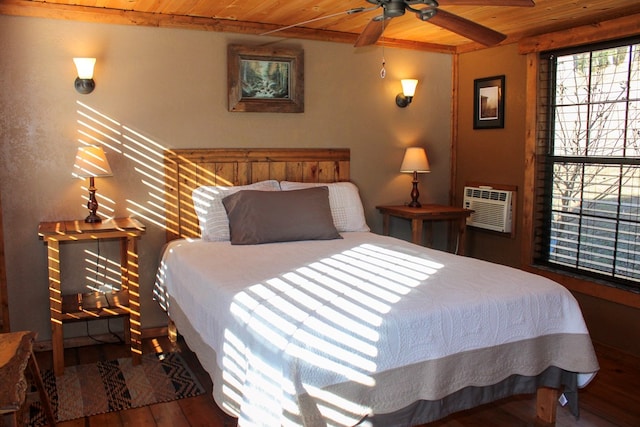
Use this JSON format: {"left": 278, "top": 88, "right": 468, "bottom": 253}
{"left": 154, "top": 148, "right": 599, "bottom": 427}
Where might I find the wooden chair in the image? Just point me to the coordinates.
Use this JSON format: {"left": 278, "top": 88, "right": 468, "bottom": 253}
{"left": 0, "top": 331, "right": 56, "bottom": 426}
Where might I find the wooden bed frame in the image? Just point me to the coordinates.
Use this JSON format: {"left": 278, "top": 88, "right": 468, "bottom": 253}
{"left": 161, "top": 147, "right": 560, "bottom": 425}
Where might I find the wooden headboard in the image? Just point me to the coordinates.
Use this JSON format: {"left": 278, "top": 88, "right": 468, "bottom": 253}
{"left": 164, "top": 148, "right": 351, "bottom": 241}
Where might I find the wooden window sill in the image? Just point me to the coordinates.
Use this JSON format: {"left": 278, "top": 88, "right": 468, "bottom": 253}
{"left": 524, "top": 265, "right": 640, "bottom": 309}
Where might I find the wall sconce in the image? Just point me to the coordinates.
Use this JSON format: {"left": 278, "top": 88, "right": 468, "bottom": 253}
{"left": 400, "top": 147, "right": 430, "bottom": 207}
{"left": 396, "top": 79, "right": 418, "bottom": 108}
{"left": 73, "top": 58, "right": 96, "bottom": 94}
{"left": 73, "top": 145, "right": 112, "bottom": 223}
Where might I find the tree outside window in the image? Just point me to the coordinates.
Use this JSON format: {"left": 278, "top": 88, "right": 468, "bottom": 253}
{"left": 545, "top": 40, "right": 640, "bottom": 287}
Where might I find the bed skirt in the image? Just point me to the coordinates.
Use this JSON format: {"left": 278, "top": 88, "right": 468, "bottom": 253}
{"left": 164, "top": 297, "right": 580, "bottom": 427}
{"left": 357, "top": 366, "right": 577, "bottom": 426}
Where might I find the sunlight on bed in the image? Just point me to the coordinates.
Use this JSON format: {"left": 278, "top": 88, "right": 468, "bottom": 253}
{"left": 213, "top": 242, "right": 444, "bottom": 427}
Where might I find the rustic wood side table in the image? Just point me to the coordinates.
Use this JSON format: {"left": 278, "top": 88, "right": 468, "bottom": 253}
{"left": 377, "top": 204, "right": 473, "bottom": 255}
{"left": 38, "top": 217, "right": 145, "bottom": 376}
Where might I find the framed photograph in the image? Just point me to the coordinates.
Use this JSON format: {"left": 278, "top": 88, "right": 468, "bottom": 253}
{"left": 473, "top": 75, "right": 505, "bottom": 129}
{"left": 228, "top": 45, "right": 304, "bottom": 113}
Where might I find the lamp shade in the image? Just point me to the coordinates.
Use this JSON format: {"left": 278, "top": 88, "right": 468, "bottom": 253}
{"left": 400, "top": 147, "right": 430, "bottom": 173}
{"left": 73, "top": 58, "right": 96, "bottom": 79}
{"left": 73, "top": 146, "right": 112, "bottom": 178}
{"left": 400, "top": 79, "right": 418, "bottom": 97}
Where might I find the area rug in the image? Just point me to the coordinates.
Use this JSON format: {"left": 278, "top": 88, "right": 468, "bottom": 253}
{"left": 28, "top": 352, "right": 205, "bottom": 426}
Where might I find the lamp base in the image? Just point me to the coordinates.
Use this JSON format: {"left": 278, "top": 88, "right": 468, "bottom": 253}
{"left": 407, "top": 171, "right": 422, "bottom": 208}
{"left": 85, "top": 178, "right": 101, "bottom": 223}
{"left": 85, "top": 213, "right": 102, "bottom": 223}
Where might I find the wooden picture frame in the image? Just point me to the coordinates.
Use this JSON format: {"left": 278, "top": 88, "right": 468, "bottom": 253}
{"left": 228, "top": 45, "right": 304, "bottom": 113}
{"left": 473, "top": 75, "right": 505, "bottom": 129}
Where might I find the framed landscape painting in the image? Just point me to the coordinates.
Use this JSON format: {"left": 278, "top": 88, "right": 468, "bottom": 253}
{"left": 473, "top": 75, "right": 505, "bottom": 129}
{"left": 228, "top": 45, "right": 304, "bottom": 113}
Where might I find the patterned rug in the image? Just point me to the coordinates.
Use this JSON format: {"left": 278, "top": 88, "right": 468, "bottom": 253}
{"left": 28, "top": 352, "right": 205, "bottom": 426}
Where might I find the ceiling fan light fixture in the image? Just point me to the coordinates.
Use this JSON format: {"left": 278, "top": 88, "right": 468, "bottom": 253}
{"left": 358, "top": 0, "right": 514, "bottom": 48}
{"left": 385, "top": 0, "right": 407, "bottom": 18}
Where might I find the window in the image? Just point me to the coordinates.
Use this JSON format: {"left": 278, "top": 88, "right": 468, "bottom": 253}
{"left": 538, "top": 38, "right": 640, "bottom": 291}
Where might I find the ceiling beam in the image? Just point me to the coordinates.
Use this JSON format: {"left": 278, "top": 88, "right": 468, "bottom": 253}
{"left": 0, "top": 0, "right": 455, "bottom": 53}
{"left": 519, "top": 13, "right": 640, "bottom": 54}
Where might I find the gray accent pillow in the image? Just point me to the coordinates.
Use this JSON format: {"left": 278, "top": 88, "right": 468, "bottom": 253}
{"left": 192, "top": 180, "right": 281, "bottom": 242}
{"left": 222, "top": 187, "right": 342, "bottom": 245}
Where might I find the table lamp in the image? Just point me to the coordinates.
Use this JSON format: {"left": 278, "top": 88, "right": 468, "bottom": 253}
{"left": 400, "top": 147, "right": 430, "bottom": 208}
{"left": 73, "top": 146, "right": 112, "bottom": 223}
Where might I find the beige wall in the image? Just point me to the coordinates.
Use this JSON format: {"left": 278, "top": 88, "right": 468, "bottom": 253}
{"left": 0, "top": 15, "right": 453, "bottom": 339}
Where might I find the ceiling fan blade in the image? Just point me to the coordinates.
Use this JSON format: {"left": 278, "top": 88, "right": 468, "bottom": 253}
{"left": 427, "top": 8, "right": 506, "bottom": 46}
{"left": 354, "top": 16, "right": 393, "bottom": 47}
{"left": 436, "top": 0, "right": 534, "bottom": 6}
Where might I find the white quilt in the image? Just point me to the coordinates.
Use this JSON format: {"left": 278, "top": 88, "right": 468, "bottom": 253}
{"left": 155, "top": 232, "right": 598, "bottom": 427}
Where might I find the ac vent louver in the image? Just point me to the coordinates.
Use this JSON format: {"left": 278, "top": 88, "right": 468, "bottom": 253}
{"left": 463, "top": 186, "right": 513, "bottom": 233}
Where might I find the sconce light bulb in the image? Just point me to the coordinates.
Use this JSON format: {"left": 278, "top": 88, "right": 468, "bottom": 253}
{"left": 401, "top": 79, "right": 418, "bottom": 97}
{"left": 73, "top": 58, "right": 96, "bottom": 94}
{"left": 73, "top": 58, "right": 96, "bottom": 79}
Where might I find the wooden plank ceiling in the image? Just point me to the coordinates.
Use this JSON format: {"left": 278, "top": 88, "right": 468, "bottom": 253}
{"left": 1, "top": 0, "right": 640, "bottom": 52}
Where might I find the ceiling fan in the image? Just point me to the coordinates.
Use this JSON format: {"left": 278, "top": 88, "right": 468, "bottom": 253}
{"left": 355, "top": 0, "right": 535, "bottom": 47}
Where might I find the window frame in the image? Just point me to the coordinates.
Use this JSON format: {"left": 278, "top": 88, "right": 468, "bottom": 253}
{"left": 535, "top": 37, "right": 640, "bottom": 292}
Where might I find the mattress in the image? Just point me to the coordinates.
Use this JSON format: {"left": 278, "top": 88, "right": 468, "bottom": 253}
{"left": 154, "top": 231, "right": 599, "bottom": 427}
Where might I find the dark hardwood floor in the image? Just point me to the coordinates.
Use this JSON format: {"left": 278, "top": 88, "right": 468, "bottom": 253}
{"left": 33, "top": 336, "right": 639, "bottom": 427}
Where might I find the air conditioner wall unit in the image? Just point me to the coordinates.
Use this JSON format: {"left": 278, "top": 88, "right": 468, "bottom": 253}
{"left": 463, "top": 186, "right": 513, "bottom": 233}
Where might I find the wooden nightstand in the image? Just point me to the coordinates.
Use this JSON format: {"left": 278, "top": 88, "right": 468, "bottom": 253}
{"left": 38, "top": 217, "right": 145, "bottom": 375}
{"left": 376, "top": 204, "right": 473, "bottom": 255}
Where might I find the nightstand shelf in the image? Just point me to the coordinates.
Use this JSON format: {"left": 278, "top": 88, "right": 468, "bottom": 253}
{"left": 38, "top": 217, "right": 145, "bottom": 375}
{"left": 60, "top": 290, "right": 130, "bottom": 321}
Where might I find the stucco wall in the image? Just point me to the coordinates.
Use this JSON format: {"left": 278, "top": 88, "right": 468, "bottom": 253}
{"left": 0, "top": 15, "right": 453, "bottom": 339}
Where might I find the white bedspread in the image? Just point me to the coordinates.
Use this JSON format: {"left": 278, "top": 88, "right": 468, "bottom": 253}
{"left": 155, "top": 232, "right": 598, "bottom": 427}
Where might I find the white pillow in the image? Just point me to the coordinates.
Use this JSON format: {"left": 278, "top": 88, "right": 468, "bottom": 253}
{"left": 192, "top": 180, "right": 281, "bottom": 241}
{"left": 280, "top": 181, "right": 370, "bottom": 232}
